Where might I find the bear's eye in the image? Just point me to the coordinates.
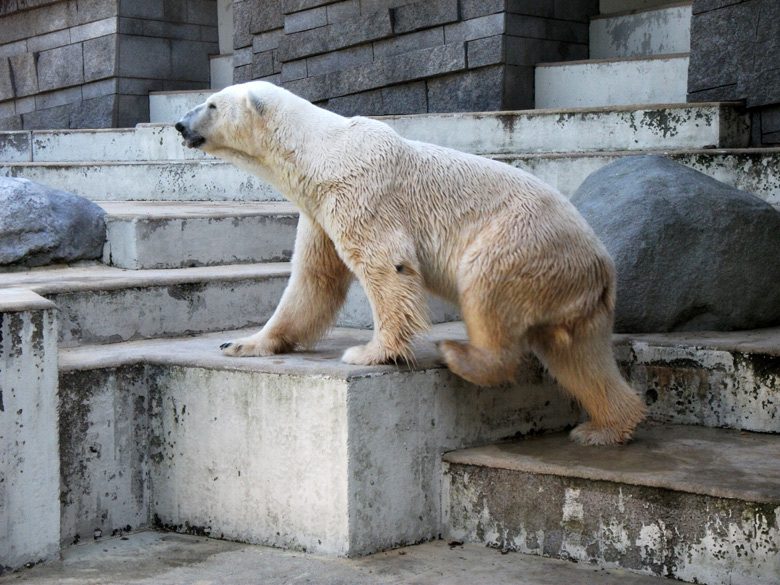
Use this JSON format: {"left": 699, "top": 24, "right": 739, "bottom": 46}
{"left": 208, "top": 103, "right": 217, "bottom": 110}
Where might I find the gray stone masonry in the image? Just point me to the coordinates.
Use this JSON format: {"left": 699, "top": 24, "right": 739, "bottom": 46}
{"left": 688, "top": 0, "right": 780, "bottom": 145}
{"left": 234, "top": 0, "right": 598, "bottom": 115}
{"left": 0, "top": 0, "right": 218, "bottom": 130}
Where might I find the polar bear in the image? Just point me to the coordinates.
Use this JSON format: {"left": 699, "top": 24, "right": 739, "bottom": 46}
{"left": 175, "top": 81, "right": 645, "bottom": 445}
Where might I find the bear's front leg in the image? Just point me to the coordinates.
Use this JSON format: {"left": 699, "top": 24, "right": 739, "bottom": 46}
{"left": 341, "top": 253, "right": 430, "bottom": 365}
{"left": 221, "top": 213, "right": 353, "bottom": 357}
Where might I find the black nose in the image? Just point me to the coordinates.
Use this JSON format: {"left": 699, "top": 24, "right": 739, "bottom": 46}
{"left": 175, "top": 121, "right": 184, "bottom": 133}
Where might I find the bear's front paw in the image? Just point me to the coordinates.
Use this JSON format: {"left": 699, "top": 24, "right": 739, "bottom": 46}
{"left": 219, "top": 336, "right": 279, "bottom": 357}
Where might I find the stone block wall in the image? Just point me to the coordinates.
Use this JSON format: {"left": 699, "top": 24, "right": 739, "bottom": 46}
{"left": 232, "top": 0, "right": 597, "bottom": 116}
{"left": 0, "top": 0, "right": 218, "bottom": 130}
{"left": 688, "top": 0, "right": 780, "bottom": 145}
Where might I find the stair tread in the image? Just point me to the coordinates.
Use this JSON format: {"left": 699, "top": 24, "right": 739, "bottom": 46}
{"left": 0, "top": 261, "right": 291, "bottom": 294}
{"left": 58, "top": 322, "right": 468, "bottom": 376}
{"left": 444, "top": 422, "right": 780, "bottom": 504}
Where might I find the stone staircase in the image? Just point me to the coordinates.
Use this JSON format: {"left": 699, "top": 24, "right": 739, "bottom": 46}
{"left": 1, "top": 3, "right": 779, "bottom": 584}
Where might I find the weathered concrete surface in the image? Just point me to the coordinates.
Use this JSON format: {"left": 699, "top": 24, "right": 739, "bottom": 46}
{"left": 590, "top": 4, "right": 691, "bottom": 59}
{"left": 572, "top": 155, "right": 780, "bottom": 332}
{"left": 4, "top": 148, "right": 779, "bottom": 206}
{"left": 0, "top": 161, "right": 285, "bottom": 202}
{"left": 381, "top": 103, "right": 750, "bottom": 154}
{"left": 0, "top": 177, "right": 106, "bottom": 267}
{"left": 535, "top": 55, "right": 690, "bottom": 109}
{"left": 616, "top": 328, "right": 780, "bottom": 433}
{"left": 149, "top": 91, "right": 215, "bottom": 125}
{"left": 443, "top": 423, "right": 780, "bottom": 585}
{"left": 0, "top": 263, "right": 290, "bottom": 347}
{"left": 57, "top": 324, "right": 580, "bottom": 557}
{"left": 0, "top": 294, "right": 59, "bottom": 574}
{"left": 0, "top": 531, "right": 671, "bottom": 585}
{"left": 500, "top": 148, "right": 780, "bottom": 205}
{"left": 99, "top": 201, "right": 299, "bottom": 269}
{"left": 0, "top": 103, "right": 750, "bottom": 165}
{"left": 0, "top": 263, "right": 457, "bottom": 347}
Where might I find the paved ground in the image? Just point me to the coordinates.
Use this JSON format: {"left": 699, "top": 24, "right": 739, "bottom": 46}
{"left": 0, "top": 532, "right": 671, "bottom": 585}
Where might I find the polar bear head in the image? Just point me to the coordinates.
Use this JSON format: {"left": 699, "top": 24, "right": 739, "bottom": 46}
{"left": 175, "top": 81, "right": 291, "bottom": 159}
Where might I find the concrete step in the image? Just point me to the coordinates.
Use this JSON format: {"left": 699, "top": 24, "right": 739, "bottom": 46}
{"left": 149, "top": 90, "right": 215, "bottom": 125}
{"left": 3, "top": 147, "right": 776, "bottom": 208}
{"left": 0, "top": 264, "right": 458, "bottom": 347}
{"left": 381, "top": 102, "right": 747, "bottom": 155}
{"left": 590, "top": 2, "right": 691, "bottom": 59}
{"left": 500, "top": 148, "right": 780, "bottom": 206}
{"left": 99, "top": 201, "right": 299, "bottom": 269}
{"left": 0, "top": 125, "right": 206, "bottom": 163}
{"left": 56, "top": 323, "right": 580, "bottom": 556}
{"left": 615, "top": 328, "right": 780, "bottom": 433}
{"left": 443, "top": 422, "right": 780, "bottom": 585}
{"left": 535, "top": 55, "right": 690, "bottom": 109}
{"left": 1, "top": 103, "right": 749, "bottom": 165}
{"left": 0, "top": 531, "right": 673, "bottom": 585}
{"left": 0, "top": 160, "right": 285, "bottom": 201}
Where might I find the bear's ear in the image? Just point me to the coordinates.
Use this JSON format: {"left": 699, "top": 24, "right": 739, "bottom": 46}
{"left": 246, "top": 88, "right": 265, "bottom": 115}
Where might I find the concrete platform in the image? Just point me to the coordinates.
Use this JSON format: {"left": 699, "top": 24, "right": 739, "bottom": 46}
{"left": 99, "top": 201, "right": 299, "bottom": 269}
{"left": 57, "top": 324, "right": 579, "bottom": 557}
{"left": 535, "top": 55, "right": 690, "bottom": 109}
{"left": 0, "top": 531, "right": 671, "bottom": 585}
{"left": 443, "top": 423, "right": 780, "bottom": 585}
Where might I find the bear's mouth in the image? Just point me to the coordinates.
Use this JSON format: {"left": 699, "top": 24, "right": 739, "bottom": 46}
{"left": 185, "top": 135, "right": 205, "bottom": 149}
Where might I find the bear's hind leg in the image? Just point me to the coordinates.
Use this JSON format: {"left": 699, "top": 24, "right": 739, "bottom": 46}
{"left": 531, "top": 315, "right": 646, "bottom": 445}
{"left": 437, "top": 293, "right": 525, "bottom": 387}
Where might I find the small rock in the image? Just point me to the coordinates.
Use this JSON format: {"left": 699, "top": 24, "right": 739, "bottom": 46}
{"left": 0, "top": 176, "right": 106, "bottom": 267}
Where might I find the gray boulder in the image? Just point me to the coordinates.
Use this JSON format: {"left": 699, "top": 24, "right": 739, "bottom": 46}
{"left": 571, "top": 155, "right": 780, "bottom": 333}
{"left": 0, "top": 177, "right": 106, "bottom": 267}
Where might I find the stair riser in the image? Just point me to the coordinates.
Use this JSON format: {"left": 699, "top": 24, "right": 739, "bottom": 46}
{"left": 506, "top": 150, "right": 780, "bottom": 206}
{"left": 0, "top": 161, "right": 285, "bottom": 202}
{"left": 384, "top": 104, "right": 748, "bottom": 154}
{"left": 590, "top": 4, "right": 692, "bottom": 60}
{"left": 619, "top": 342, "right": 780, "bottom": 433}
{"left": 103, "top": 213, "right": 299, "bottom": 269}
{"left": 443, "top": 464, "right": 780, "bottom": 585}
{"left": 150, "top": 91, "right": 215, "bottom": 125}
{"left": 535, "top": 57, "right": 690, "bottom": 109}
{"left": 43, "top": 278, "right": 457, "bottom": 348}
{"left": 51, "top": 277, "right": 289, "bottom": 347}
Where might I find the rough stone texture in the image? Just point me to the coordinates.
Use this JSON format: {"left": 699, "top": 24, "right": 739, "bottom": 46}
{"left": 571, "top": 155, "right": 780, "bottom": 333}
{"left": 0, "top": 176, "right": 106, "bottom": 267}
{"left": 688, "top": 0, "right": 780, "bottom": 145}
{"left": 236, "top": 0, "right": 598, "bottom": 115}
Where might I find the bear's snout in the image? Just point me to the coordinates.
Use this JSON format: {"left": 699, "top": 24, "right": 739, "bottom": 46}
{"left": 175, "top": 117, "right": 205, "bottom": 149}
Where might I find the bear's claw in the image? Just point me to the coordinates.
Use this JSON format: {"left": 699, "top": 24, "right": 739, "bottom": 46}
{"left": 220, "top": 342, "right": 233, "bottom": 350}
